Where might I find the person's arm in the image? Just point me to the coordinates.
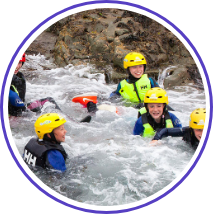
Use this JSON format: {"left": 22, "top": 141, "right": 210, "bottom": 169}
{"left": 46, "top": 150, "right": 66, "bottom": 172}
{"left": 169, "top": 112, "right": 182, "bottom": 128}
{"left": 109, "top": 82, "right": 121, "bottom": 98}
{"left": 133, "top": 116, "right": 145, "bottom": 135}
{"left": 149, "top": 77, "right": 160, "bottom": 87}
{"left": 153, "top": 127, "right": 186, "bottom": 140}
{"left": 9, "top": 89, "right": 25, "bottom": 109}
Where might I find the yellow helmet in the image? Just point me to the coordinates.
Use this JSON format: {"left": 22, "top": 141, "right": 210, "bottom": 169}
{"left": 123, "top": 52, "right": 147, "bottom": 69}
{"left": 189, "top": 108, "right": 206, "bottom": 129}
{"left": 144, "top": 87, "right": 169, "bottom": 104}
{"left": 34, "top": 113, "right": 66, "bottom": 140}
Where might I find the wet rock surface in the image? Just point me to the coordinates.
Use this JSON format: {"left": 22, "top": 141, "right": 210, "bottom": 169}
{"left": 26, "top": 8, "right": 203, "bottom": 89}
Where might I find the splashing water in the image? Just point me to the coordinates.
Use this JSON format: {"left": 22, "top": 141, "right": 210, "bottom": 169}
{"left": 10, "top": 54, "right": 206, "bottom": 206}
{"left": 157, "top": 65, "right": 177, "bottom": 88}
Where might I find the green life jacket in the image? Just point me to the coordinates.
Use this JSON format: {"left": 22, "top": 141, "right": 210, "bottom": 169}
{"left": 138, "top": 106, "right": 147, "bottom": 115}
{"left": 119, "top": 74, "right": 151, "bottom": 103}
{"left": 141, "top": 110, "right": 174, "bottom": 137}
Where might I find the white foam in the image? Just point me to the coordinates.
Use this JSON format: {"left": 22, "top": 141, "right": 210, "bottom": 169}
{"left": 12, "top": 54, "right": 205, "bottom": 206}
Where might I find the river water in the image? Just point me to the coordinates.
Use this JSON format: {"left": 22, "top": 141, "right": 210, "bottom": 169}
{"left": 10, "top": 54, "right": 206, "bottom": 206}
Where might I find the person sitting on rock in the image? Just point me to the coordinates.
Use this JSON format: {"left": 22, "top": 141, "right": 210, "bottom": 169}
{"left": 23, "top": 113, "right": 68, "bottom": 171}
{"left": 150, "top": 108, "right": 206, "bottom": 150}
{"left": 133, "top": 87, "right": 182, "bottom": 137}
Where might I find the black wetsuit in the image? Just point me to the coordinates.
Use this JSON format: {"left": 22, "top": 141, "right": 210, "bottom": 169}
{"left": 9, "top": 71, "right": 61, "bottom": 116}
{"left": 9, "top": 72, "right": 27, "bottom": 116}
{"left": 153, "top": 126, "right": 199, "bottom": 150}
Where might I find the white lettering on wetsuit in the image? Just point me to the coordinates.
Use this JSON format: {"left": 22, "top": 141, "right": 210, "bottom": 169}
{"left": 24, "top": 150, "right": 37, "bottom": 166}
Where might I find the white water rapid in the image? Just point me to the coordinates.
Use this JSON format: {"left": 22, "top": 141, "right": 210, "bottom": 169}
{"left": 10, "top": 54, "right": 206, "bottom": 206}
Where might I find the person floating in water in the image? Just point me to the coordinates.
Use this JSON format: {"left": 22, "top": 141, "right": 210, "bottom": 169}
{"left": 150, "top": 108, "right": 206, "bottom": 150}
{"left": 9, "top": 54, "right": 62, "bottom": 117}
{"left": 23, "top": 113, "right": 68, "bottom": 171}
{"left": 133, "top": 87, "right": 182, "bottom": 137}
{"left": 72, "top": 52, "right": 160, "bottom": 114}
{"left": 110, "top": 52, "right": 159, "bottom": 104}
{"left": 72, "top": 52, "right": 175, "bottom": 125}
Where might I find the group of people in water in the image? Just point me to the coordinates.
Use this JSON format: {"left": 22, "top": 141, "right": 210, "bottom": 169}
{"left": 9, "top": 52, "right": 206, "bottom": 172}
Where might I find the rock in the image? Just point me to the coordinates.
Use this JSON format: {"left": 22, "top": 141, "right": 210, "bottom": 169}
{"left": 119, "top": 34, "right": 141, "bottom": 43}
{"left": 113, "top": 47, "right": 129, "bottom": 69}
{"left": 146, "top": 69, "right": 160, "bottom": 80}
{"left": 103, "top": 20, "right": 116, "bottom": 42}
{"left": 116, "top": 21, "right": 132, "bottom": 33}
{"left": 26, "top": 8, "right": 201, "bottom": 87}
{"left": 115, "top": 28, "right": 129, "bottom": 36}
{"left": 187, "top": 64, "right": 204, "bottom": 89}
{"left": 164, "top": 66, "right": 193, "bottom": 89}
{"left": 110, "top": 70, "right": 128, "bottom": 84}
{"left": 26, "top": 31, "right": 57, "bottom": 62}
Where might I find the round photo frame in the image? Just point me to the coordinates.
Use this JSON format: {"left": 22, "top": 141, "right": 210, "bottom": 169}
{"left": 1, "top": 1, "right": 212, "bottom": 213}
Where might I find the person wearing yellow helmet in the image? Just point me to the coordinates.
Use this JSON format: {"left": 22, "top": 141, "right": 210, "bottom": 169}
{"left": 133, "top": 88, "right": 182, "bottom": 137}
{"left": 71, "top": 52, "right": 161, "bottom": 114}
{"left": 150, "top": 108, "right": 206, "bottom": 150}
{"left": 23, "top": 113, "right": 68, "bottom": 171}
{"left": 110, "top": 52, "right": 159, "bottom": 104}
{"left": 72, "top": 52, "right": 160, "bottom": 115}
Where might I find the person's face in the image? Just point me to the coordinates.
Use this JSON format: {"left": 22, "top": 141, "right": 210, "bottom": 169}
{"left": 193, "top": 129, "right": 203, "bottom": 141}
{"left": 14, "top": 61, "right": 22, "bottom": 74}
{"left": 147, "top": 103, "right": 165, "bottom": 123}
{"left": 53, "top": 124, "right": 67, "bottom": 142}
{"left": 129, "top": 64, "right": 144, "bottom": 78}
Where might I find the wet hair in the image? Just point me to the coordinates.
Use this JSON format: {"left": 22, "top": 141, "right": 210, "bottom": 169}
{"left": 145, "top": 103, "right": 168, "bottom": 128}
{"left": 43, "top": 130, "right": 60, "bottom": 144}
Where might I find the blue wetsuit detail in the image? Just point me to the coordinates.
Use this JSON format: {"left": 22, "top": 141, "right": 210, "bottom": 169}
{"left": 46, "top": 150, "right": 66, "bottom": 172}
{"left": 9, "top": 89, "right": 25, "bottom": 107}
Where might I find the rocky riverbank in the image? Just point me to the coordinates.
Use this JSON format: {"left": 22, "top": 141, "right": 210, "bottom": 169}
{"left": 26, "top": 8, "right": 203, "bottom": 89}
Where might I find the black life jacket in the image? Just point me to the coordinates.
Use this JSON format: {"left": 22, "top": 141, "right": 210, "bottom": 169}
{"left": 9, "top": 72, "right": 26, "bottom": 116}
{"left": 23, "top": 138, "right": 67, "bottom": 169}
{"left": 11, "top": 72, "right": 26, "bottom": 102}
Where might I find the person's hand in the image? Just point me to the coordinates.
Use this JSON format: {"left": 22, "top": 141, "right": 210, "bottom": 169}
{"left": 149, "top": 140, "right": 162, "bottom": 146}
{"left": 87, "top": 101, "right": 98, "bottom": 113}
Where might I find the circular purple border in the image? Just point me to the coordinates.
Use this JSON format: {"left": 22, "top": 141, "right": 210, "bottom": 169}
{"left": 1, "top": 1, "right": 212, "bottom": 213}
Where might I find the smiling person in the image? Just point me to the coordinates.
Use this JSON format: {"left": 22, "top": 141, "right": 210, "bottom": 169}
{"left": 150, "top": 108, "right": 206, "bottom": 150}
{"left": 72, "top": 52, "right": 160, "bottom": 114}
{"left": 23, "top": 113, "right": 68, "bottom": 172}
{"left": 133, "top": 88, "right": 182, "bottom": 137}
{"left": 110, "top": 52, "right": 159, "bottom": 104}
